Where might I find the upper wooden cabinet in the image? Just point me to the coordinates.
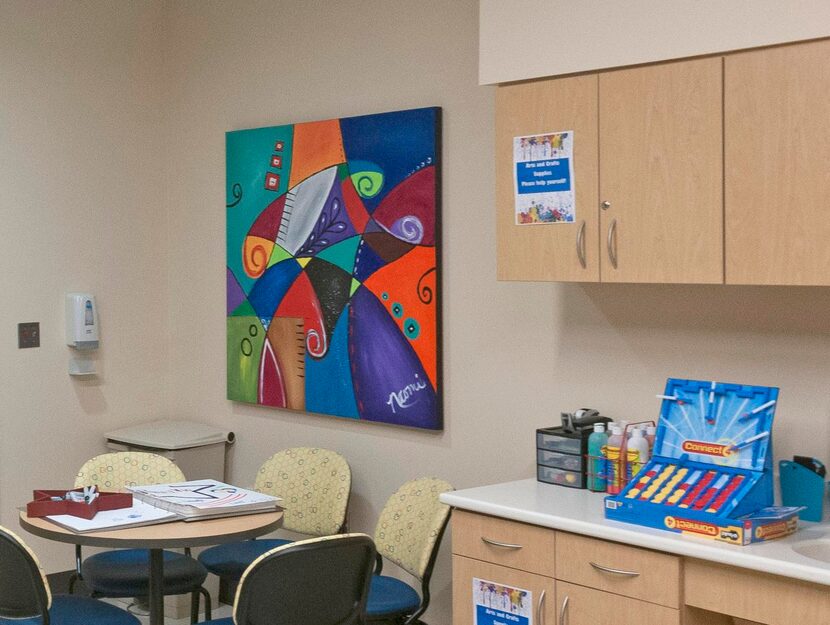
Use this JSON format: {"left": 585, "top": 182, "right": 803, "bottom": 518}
{"left": 497, "top": 57, "right": 723, "bottom": 284}
{"left": 497, "top": 38, "right": 830, "bottom": 285}
{"left": 599, "top": 58, "right": 723, "bottom": 283}
{"left": 725, "top": 39, "right": 830, "bottom": 285}
{"left": 496, "top": 74, "right": 599, "bottom": 282}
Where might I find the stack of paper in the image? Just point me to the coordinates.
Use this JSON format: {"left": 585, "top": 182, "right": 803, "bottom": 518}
{"left": 46, "top": 500, "right": 177, "bottom": 533}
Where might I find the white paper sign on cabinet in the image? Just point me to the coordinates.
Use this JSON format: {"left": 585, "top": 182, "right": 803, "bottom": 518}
{"left": 473, "top": 577, "right": 532, "bottom": 625}
{"left": 513, "top": 130, "right": 575, "bottom": 226}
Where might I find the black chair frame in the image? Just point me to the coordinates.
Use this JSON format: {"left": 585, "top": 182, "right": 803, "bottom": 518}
{"left": 0, "top": 527, "right": 53, "bottom": 624}
{"left": 369, "top": 509, "right": 452, "bottom": 625}
{"left": 234, "top": 534, "right": 376, "bottom": 625}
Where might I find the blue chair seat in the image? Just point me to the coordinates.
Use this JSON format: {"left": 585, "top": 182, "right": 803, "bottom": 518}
{"left": 366, "top": 574, "right": 421, "bottom": 617}
{"left": 197, "top": 620, "right": 233, "bottom": 625}
{"left": 198, "top": 539, "right": 291, "bottom": 581}
{"left": 0, "top": 594, "right": 140, "bottom": 625}
{"left": 82, "top": 549, "right": 207, "bottom": 597}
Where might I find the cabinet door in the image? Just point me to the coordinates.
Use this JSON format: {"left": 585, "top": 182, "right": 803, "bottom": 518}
{"left": 725, "top": 39, "right": 830, "bottom": 285}
{"left": 496, "top": 74, "right": 600, "bottom": 282}
{"left": 599, "top": 58, "right": 723, "bottom": 283}
{"left": 556, "top": 582, "right": 680, "bottom": 625}
{"left": 453, "top": 555, "right": 556, "bottom": 625}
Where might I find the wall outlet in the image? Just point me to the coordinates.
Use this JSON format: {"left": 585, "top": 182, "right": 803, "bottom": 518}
{"left": 18, "top": 322, "right": 40, "bottom": 348}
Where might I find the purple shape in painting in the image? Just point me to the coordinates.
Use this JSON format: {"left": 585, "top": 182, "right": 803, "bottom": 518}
{"left": 297, "top": 175, "right": 358, "bottom": 257}
{"left": 389, "top": 215, "right": 424, "bottom": 244}
{"left": 348, "top": 286, "right": 437, "bottom": 428}
{"left": 227, "top": 268, "right": 246, "bottom": 315}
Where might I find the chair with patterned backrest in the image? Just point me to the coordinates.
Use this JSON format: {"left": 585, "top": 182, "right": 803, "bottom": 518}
{"left": 0, "top": 525, "right": 140, "bottom": 625}
{"left": 198, "top": 447, "right": 351, "bottom": 584}
{"left": 366, "top": 477, "right": 454, "bottom": 625}
{"left": 70, "top": 451, "right": 211, "bottom": 623}
{"left": 198, "top": 533, "right": 376, "bottom": 625}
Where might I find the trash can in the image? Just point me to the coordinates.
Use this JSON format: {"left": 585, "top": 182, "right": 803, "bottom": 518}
{"left": 104, "top": 419, "right": 235, "bottom": 482}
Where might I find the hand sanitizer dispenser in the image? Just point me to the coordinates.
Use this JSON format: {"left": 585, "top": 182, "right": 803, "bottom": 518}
{"left": 66, "top": 293, "right": 99, "bottom": 350}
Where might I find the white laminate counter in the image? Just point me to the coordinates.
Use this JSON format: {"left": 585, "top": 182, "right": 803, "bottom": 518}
{"left": 440, "top": 478, "right": 830, "bottom": 586}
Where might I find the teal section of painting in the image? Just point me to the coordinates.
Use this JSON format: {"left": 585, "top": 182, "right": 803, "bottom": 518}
{"left": 226, "top": 125, "right": 293, "bottom": 295}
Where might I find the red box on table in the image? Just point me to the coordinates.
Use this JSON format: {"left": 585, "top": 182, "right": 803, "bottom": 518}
{"left": 26, "top": 490, "right": 132, "bottom": 520}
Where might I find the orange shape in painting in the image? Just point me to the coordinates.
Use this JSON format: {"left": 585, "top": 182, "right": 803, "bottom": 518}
{"left": 288, "top": 119, "right": 346, "bottom": 189}
{"left": 363, "top": 246, "right": 437, "bottom": 388}
{"left": 243, "top": 236, "right": 275, "bottom": 278}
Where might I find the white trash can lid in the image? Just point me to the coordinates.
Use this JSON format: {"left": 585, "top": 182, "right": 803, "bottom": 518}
{"left": 105, "top": 419, "right": 234, "bottom": 450}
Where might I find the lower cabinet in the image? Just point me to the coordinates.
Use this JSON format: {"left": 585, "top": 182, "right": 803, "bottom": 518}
{"left": 452, "top": 555, "right": 557, "bottom": 625}
{"left": 556, "top": 582, "right": 680, "bottom": 625}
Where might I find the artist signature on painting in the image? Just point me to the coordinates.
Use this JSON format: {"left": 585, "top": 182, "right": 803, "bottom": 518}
{"left": 386, "top": 375, "right": 428, "bottom": 414}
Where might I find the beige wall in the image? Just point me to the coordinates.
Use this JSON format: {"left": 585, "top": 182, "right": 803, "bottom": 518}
{"left": 480, "top": 0, "right": 830, "bottom": 84}
{"left": 0, "top": 0, "right": 169, "bottom": 567}
{"left": 3, "top": 3, "right": 830, "bottom": 624}
{"left": 163, "top": 2, "right": 830, "bottom": 624}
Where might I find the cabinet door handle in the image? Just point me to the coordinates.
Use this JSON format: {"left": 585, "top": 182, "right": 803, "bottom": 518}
{"left": 606, "top": 218, "right": 618, "bottom": 269}
{"left": 480, "top": 536, "right": 523, "bottom": 549}
{"left": 559, "top": 594, "right": 569, "bottom": 625}
{"left": 576, "top": 220, "right": 587, "bottom": 268}
{"left": 589, "top": 561, "right": 641, "bottom": 577}
{"left": 537, "top": 589, "right": 546, "bottom": 625}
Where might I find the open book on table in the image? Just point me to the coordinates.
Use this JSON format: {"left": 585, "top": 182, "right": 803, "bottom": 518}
{"left": 127, "top": 480, "right": 282, "bottom": 519}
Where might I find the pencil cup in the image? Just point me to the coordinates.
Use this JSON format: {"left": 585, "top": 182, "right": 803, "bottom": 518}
{"left": 779, "top": 460, "right": 825, "bottom": 522}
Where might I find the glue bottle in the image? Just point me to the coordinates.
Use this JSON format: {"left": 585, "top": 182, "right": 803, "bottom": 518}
{"left": 605, "top": 426, "right": 624, "bottom": 495}
{"left": 627, "top": 428, "right": 650, "bottom": 478}
{"left": 587, "top": 423, "right": 608, "bottom": 492}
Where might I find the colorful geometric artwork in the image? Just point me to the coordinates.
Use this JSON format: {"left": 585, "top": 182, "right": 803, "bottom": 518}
{"left": 226, "top": 107, "right": 442, "bottom": 430}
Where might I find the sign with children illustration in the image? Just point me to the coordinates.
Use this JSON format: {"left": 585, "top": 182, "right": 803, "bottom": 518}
{"left": 473, "top": 578, "right": 532, "bottom": 625}
{"left": 513, "top": 130, "right": 575, "bottom": 225}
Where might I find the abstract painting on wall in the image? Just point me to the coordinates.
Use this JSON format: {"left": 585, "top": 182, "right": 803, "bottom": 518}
{"left": 226, "top": 107, "right": 442, "bottom": 430}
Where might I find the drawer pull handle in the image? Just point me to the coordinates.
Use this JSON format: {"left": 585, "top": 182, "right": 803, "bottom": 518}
{"left": 559, "top": 594, "right": 569, "bottom": 625}
{"left": 589, "top": 561, "right": 640, "bottom": 577}
{"left": 607, "top": 218, "right": 618, "bottom": 269}
{"left": 480, "top": 537, "right": 523, "bottom": 550}
{"left": 576, "top": 220, "right": 587, "bottom": 268}
{"left": 538, "top": 589, "right": 546, "bottom": 625}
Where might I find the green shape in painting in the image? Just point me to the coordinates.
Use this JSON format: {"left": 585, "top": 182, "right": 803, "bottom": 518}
{"left": 350, "top": 170, "right": 384, "bottom": 199}
{"left": 267, "top": 244, "right": 293, "bottom": 269}
{"left": 227, "top": 316, "right": 266, "bottom": 403}
{"left": 350, "top": 278, "right": 361, "bottom": 297}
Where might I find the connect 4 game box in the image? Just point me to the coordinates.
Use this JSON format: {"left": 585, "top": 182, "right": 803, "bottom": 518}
{"left": 605, "top": 379, "right": 799, "bottom": 545}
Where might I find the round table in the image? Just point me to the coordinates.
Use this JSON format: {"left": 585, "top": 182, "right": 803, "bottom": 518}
{"left": 20, "top": 510, "right": 283, "bottom": 625}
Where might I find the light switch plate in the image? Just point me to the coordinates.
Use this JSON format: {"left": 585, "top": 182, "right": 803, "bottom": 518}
{"left": 18, "top": 322, "right": 40, "bottom": 348}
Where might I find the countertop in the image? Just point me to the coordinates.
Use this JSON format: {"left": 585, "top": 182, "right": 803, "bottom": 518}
{"left": 440, "top": 478, "right": 830, "bottom": 586}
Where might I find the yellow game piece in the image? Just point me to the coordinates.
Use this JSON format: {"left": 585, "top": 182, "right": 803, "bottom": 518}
{"left": 652, "top": 468, "right": 688, "bottom": 504}
{"left": 641, "top": 464, "right": 676, "bottom": 501}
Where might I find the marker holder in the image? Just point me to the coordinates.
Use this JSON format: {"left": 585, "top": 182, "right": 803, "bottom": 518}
{"left": 585, "top": 421, "right": 655, "bottom": 494}
{"left": 27, "top": 489, "right": 133, "bottom": 520}
{"left": 604, "top": 379, "right": 799, "bottom": 545}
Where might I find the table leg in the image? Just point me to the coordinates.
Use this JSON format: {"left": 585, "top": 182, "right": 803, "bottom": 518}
{"left": 148, "top": 549, "right": 165, "bottom": 625}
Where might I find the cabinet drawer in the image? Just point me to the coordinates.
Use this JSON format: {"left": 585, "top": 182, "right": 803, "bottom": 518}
{"left": 453, "top": 555, "right": 557, "bottom": 625}
{"left": 452, "top": 510, "right": 555, "bottom": 577}
{"left": 557, "top": 582, "right": 680, "bottom": 625}
{"left": 555, "top": 532, "right": 680, "bottom": 608}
